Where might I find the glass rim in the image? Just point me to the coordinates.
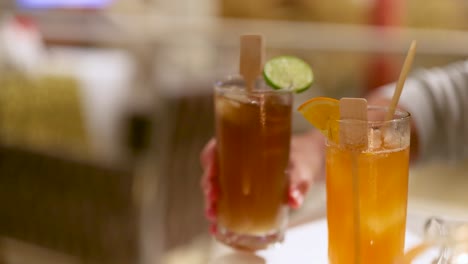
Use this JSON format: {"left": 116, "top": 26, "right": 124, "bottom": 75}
{"left": 330, "top": 105, "right": 411, "bottom": 126}
{"left": 214, "top": 74, "right": 293, "bottom": 95}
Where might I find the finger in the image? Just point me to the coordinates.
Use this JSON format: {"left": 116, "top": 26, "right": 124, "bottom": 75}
{"left": 201, "top": 162, "right": 219, "bottom": 222}
{"left": 200, "top": 167, "right": 211, "bottom": 191}
{"left": 205, "top": 204, "right": 217, "bottom": 222}
{"left": 200, "top": 158, "right": 219, "bottom": 191}
{"left": 204, "top": 184, "right": 218, "bottom": 222}
{"left": 288, "top": 176, "right": 311, "bottom": 209}
{"left": 200, "top": 138, "right": 216, "bottom": 170}
{"left": 202, "top": 176, "right": 220, "bottom": 207}
{"left": 288, "top": 188, "right": 304, "bottom": 209}
{"left": 208, "top": 181, "right": 220, "bottom": 201}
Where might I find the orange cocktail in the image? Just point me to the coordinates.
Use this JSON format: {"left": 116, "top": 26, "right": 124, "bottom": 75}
{"left": 326, "top": 106, "right": 411, "bottom": 264}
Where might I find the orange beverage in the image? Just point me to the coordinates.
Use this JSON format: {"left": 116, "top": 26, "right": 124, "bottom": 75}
{"left": 326, "top": 107, "right": 411, "bottom": 264}
{"left": 214, "top": 76, "right": 292, "bottom": 250}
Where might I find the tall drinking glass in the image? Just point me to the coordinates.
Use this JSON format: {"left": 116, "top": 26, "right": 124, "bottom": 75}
{"left": 326, "top": 106, "right": 411, "bottom": 264}
{"left": 213, "top": 75, "right": 292, "bottom": 250}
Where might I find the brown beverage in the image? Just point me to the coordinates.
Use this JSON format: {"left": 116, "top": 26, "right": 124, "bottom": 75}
{"left": 214, "top": 76, "right": 292, "bottom": 250}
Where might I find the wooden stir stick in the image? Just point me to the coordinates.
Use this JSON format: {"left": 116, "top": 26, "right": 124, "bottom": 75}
{"left": 239, "top": 34, "right": 264, "bottom": 195}
{"left": 339, "top": 97, "right": 368, "bottom": 264}
{"left": 394, "top": 242, "right": 433, "bottom": 264}
{"left": 239, "top": 34, "right": 265, "bottom": 92}
{"left": 340, "top": 98, "right": 368, "bottom": 149}
{"left": 385, "top": 40, "right": 417, "bottom": 121}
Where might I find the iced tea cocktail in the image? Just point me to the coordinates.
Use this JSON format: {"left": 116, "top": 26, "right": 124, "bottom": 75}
{"left": 326, "top": 106, "right": 411, "bottom": 264}
{"left": 214, "top": 76, "right": 292, "bottom": 250}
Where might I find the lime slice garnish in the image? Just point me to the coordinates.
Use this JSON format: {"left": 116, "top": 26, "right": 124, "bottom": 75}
{"left": 263, "top": 55, "right": 313, "bottom": 93}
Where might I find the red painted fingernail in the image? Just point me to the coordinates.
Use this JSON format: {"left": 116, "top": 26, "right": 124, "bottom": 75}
{"left": 209, "top": 223, "right": 218, "bottom": 235}
{"left": 288, "top": 189, "right": 303, "bottom": 209}
{"left": 208, "top": 186, "right": 219, "bottom": 201}
{"left": 205, "top": 206, "right": 217, "bottom": 222}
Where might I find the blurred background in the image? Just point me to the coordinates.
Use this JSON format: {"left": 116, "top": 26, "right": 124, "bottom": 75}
{"left": 0, "top": 0, "right": 468, "bottom": 263}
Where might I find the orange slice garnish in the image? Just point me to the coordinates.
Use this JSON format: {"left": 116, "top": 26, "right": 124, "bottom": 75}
{"left": 297, "top": 97, "right": 340, "bottom": 140}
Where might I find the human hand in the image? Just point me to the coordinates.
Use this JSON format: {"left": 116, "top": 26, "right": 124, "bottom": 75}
{"left": 287, "top": 130, "right": 326, "bottom": 209}
{"left": 200, "top": 138, "right": 219, "bottom": 234}
{"left": 200, "top": 130, "right": 326, "bottom": 233}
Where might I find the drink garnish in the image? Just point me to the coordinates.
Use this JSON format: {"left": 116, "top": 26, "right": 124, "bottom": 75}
{"left": 339, "top": 97, "right": 368, "bottom": 264}
{"left": 297, "top": 97, "right": 339, "bottom": 140}
{"left": 263, "top": 55, "right": 313, "bottom": 93}
{"left": 239, "top": 34, "right": 264, "bottom": 92}
{"left": 339, "top": 98, "right": 368, "bottom": 149}
{"left": 238, "top": 34, "right": 264, "bottom": 195}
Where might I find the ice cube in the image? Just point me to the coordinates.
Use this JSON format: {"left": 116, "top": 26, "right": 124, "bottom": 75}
{"left": 365, "top": 207, "right": 405, "bottom": 235}
{"left": 216, "top": 97, "right": 240, "bottom": 122}
{"left": 224, "top": 91, "right": 250, "bottom": 105}
{"left": 368, "top": 128, "right": 382, "bottom": 151}
{"left": 383, "top": 129, "right": 400, "bottom": 149}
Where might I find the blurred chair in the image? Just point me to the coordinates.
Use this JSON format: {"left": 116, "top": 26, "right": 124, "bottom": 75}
{"left": 162, "top": 93, "right": 214, "bottom": 250}
{"left": 0, "top": 67, "right": 166, "bottom": 264}
{"left": 0, "top": 146, "right": 138, "bottom": 263}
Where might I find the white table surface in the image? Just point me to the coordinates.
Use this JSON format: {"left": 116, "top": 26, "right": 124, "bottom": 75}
{"left": 208, "top": 217, "right": 439, "bottom": 264}
{"left": 206, "top": 160, "right": 468, "bottom": 264}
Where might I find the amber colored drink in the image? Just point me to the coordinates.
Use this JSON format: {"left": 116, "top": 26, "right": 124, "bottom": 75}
{"left": 326, "top": 107, "right": 411, "bottom": 264}
{"left": 214, "top": 76, "right": 292, "bottom": 250}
